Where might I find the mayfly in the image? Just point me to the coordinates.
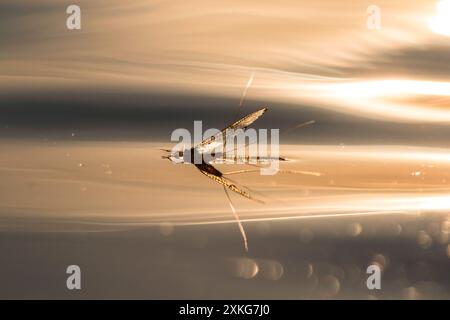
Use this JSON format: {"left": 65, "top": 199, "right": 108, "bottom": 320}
{"left": 161, "top": 73, "right": 317, "bottom": 252}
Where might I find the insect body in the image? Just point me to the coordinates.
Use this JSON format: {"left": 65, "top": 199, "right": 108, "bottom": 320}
{"left": 161, "top": 75, "right": 316, "bottom": 252}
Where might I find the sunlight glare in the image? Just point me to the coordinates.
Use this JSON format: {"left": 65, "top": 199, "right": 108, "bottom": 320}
{"left": 429, "top": 0, "right": 450, "bottom": 36}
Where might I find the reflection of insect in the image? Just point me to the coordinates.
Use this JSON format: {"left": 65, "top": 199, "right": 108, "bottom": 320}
{"left": 161, "top": 74, "right": 317, "bottom": 252}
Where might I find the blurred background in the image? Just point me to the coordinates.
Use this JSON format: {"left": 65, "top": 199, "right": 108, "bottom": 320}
{"left": 0, "top": 0, "right": 450, "bottom": 299}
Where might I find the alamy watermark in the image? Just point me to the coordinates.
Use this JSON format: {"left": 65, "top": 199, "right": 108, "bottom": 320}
{"left": 169, "top": 121, "right": 280, "bottom": 175}
{"left": 66, "top": 265, "right": 81, "bottom": 290}
{"left": 366, "top": 264, "right": 381, "bottom": 290}
{"left": 367, "top": 5, "right": 381, "bottom": 30}
{"left": 66, "top": 5, "right": 81, "bottom": 30}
